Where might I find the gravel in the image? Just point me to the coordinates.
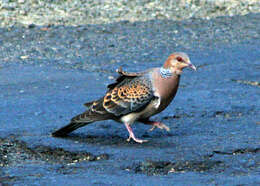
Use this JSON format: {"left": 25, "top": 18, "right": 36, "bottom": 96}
{"left": 0, "top": 0, "right": 259, "bottom": 27}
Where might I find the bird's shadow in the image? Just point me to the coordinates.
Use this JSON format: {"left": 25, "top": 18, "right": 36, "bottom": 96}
{"left": 53, "top": 131, "right": 177, "bottom": 148}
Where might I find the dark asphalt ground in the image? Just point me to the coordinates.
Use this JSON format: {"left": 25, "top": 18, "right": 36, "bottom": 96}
{"left": 0, "top": 13, "right": 259, "bottom": 185}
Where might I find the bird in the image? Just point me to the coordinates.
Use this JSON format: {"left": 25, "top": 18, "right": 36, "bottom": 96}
{"left": 52, "top": 52, "right": 196, "bottom": 143}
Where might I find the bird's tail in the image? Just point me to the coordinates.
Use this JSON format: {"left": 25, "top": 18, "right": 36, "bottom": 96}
{"left": 52, "top": 121, "right": 93, "bottom": 137}
{"left": 52, "top": 111, "right": 97, "bottom": 137}
{"left": 52, "top": 97, "right": 111, "bottom": 137}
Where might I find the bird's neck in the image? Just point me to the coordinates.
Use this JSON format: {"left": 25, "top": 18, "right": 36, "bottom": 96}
{"left": 160, "top": 67, "right": 182, "bottom": 78}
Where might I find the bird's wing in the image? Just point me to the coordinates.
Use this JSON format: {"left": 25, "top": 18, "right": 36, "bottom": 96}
{"left": 106, "top": 67, "right": 146, "bottom": 91}
{"left": 84, "top": 67, "right": 156, "bottom": 117}
{"left": 103, "top": 74, "right": 156, "bottom": 116}
{"left": 84, "top": 67, "right": 142, "bottom": 108}
{"left": 74, "top": 98, "right": 112, "bottom": 121}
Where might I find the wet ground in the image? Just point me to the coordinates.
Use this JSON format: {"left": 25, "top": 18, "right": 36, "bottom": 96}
{"left": 0, "top": 13, "right": 260, "bottom": 185}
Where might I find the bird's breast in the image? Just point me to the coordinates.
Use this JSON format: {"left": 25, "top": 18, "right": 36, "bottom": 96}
{"left": 152, "top": 71, "right": 180, "bottom": 112}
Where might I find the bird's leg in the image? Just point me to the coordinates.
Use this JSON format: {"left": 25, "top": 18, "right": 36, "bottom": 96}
{"left": 124, "top": 123, "right": 148, "bottom": 143}
{"left": 140, "top": 120, "right": 170, "bottom": 132}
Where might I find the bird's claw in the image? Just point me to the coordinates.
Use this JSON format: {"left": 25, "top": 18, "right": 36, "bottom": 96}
{"left": 149, "top": 122, "right": 170, "bottom": 132}
{"left": 127, "top": 136, "right": 148, "bottom": 143}
{"left": 149, "top": 126, "right": 156, "bottom": 131}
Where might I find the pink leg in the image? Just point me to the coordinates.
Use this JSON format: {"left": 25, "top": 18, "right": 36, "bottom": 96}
{"left": 124, "top": 123, "right": 148, "bottom": 143}
{"left": 140, "top": 120, "right": 170, "bottom": 132}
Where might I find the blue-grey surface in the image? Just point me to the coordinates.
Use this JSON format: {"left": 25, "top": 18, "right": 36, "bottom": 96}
{"left": 0, "top": 13, "right": 260, "bottom": 185}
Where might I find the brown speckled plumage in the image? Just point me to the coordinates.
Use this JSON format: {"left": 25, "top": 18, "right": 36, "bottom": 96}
{"left": 52, "top": 52, "right": 196, "bottom": 143}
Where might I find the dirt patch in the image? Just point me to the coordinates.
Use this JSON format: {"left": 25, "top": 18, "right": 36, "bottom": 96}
{"left": 131, "top": 159, "right": 224, "bottom": 175}
{"left": 231, "top": 79, "right": 260, "bottom": 87}
{"left": 211, "top": 148, "right": 260, "bottom": 156}
{"left": 0, "top": 136, "right": 109, "bottom": 167}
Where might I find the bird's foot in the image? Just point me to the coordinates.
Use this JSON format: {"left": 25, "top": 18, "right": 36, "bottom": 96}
{"left": 127, "top": 135, "right": 148, "bottom": 143}
{"left": 148, "top": 122, "right": 170, "bottom": 132}
{"left": 124, "top": 122, "right": 148, "bottom": 143}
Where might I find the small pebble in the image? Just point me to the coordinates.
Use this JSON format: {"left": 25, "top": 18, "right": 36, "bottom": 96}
{"left": 20, "top": 55, "right": 29, "bottom": 59}
{"left": 18, "top": 0, "right": 25, "bottom": 3}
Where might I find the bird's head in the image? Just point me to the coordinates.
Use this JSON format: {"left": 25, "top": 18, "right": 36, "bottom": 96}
{"left": 163, "top": 52, "right": 196, "bottom": 74}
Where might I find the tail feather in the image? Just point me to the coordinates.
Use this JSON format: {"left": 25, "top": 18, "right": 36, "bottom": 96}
{"left": 53, "top": 98, "right": 112, "bottom": 137}
{"left": 52, "top": 121, "right": 93, "bottom": 137}
{"left": 52, "top": 111, "right": 95, "bottom": 137}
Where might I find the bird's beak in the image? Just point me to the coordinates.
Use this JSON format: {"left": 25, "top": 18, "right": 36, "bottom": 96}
{"left": 188, "top": 63, "right": 197, "bottom": 71}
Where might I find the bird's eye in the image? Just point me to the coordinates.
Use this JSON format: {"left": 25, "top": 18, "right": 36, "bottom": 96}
{"left": 176, "top": 56, "right": 183, "bottom": 62}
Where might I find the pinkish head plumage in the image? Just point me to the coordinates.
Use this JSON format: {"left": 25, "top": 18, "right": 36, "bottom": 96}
{"left": 163, "top": 52, "right": 196, "bottom": 73}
